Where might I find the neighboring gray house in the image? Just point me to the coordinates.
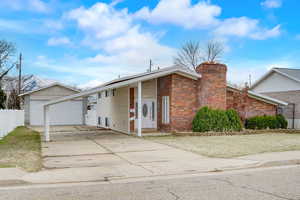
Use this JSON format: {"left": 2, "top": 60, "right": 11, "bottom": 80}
{"left": 20, "top": 83, "right": 86, "bottom": 126}
{"left": 251, "top": 68, "right": 300, "bottom": 129}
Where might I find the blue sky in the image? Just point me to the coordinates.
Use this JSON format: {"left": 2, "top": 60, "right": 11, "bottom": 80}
{"left": 1, "top": 0, "right": 300, "bottom": 88}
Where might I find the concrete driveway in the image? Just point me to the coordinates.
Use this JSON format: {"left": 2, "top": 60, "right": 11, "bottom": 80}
{"left": 22, "top": 129, "right": 258, "bottom": 184}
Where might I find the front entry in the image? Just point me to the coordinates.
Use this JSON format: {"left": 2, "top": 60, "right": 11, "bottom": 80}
{"left": 135, "top": 99, "right": 156, "bottom": 129}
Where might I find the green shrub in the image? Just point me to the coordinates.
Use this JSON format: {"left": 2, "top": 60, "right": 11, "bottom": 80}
{"left": 192, "top": 107, "right": 243, "bottom": 132}
{"left": 245, "top": 114, "right": 288, "bottom": 130}
{"left": 276, "top": 114, "right": 288, "bottom": 129}
{"left": 226, "top": 109, "right": 243, "bottom": 131}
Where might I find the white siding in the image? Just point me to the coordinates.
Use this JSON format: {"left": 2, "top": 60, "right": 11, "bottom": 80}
{"left": 252, "top": 72, "right": 300, "bottom": 93}
{"left": 97, "top": 86, "right": 129, "bottom": 133}
{"left": 134, "top": 79, "right": 157, "bottom": 99}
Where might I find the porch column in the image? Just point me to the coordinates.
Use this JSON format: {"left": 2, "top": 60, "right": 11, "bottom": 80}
{"left": 44, "top": 105, "right": 50, "bottom": 142}
{"left": 137, "top": 81, "right": 142, "bottom": 137}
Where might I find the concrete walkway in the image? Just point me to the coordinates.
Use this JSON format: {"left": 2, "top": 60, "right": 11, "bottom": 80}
{"left": 1, "top": 129, "right": 300, "bottom": 185}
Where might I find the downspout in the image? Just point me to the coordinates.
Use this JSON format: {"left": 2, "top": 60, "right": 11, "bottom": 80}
{"left": 292, "top": 103, "right": 295, "bottom": 129}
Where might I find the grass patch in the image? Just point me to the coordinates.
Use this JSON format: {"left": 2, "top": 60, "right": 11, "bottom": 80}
{"left": 0, "top": 126, "right": 42, "bottom": 172}
{"left": 147, "top": 133, "right": 300, "bottom": 158}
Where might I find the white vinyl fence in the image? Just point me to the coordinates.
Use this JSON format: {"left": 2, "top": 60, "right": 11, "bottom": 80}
{"left": 0, "top": 110, "right": 24, "bottom": 138}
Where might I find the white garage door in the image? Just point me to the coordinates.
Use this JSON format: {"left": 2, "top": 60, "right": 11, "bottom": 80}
{"left": 30, "top": 100, "right": 83, "bottom": 126}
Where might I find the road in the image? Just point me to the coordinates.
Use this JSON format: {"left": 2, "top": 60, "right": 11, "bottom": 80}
{"left": 0, "top": 165, "right": 299, "bottom": 200}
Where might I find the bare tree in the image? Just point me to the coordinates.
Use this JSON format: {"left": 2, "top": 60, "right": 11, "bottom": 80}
{"left": 174, "top": 40, "right": 224, "bottom": 70}
{"left": 0, "top": 40, "right": 16, "bottom": 69}
{"left": 204, "top": 40, "right": 224, "bottom": 63}
{"left": 174, "top": 41, "right": 202, "bottom": 70}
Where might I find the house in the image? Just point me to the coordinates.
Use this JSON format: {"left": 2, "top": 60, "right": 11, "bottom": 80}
{"left": 20, "top": 82, "right": 87, "bottom": 126}
{"left": 251, "top": 68, "right": 300, "bottom": 129}
{"left": 42, "top": 63, "right": 287, "bottom": 141}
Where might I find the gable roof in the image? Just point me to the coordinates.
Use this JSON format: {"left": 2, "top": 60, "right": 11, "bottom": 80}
{"left": 44, "top": 65, "right": 201, "bottom": 106}
{"left": 91, "top": 65, "right": 200, "bottom": 89}
{"left": 251, "top": 68, "right": 300, "bottom": 89}
{"left": 19, "top": 82, "right": 81, "bottom": 97}
{"left": 227, "top": 84, "right": 288, "bottom": 106}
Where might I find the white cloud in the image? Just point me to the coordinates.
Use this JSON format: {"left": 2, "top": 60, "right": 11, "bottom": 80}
{"left": 214, "top": 17, "right": 281, "bottom": 40}
{"left": 134, "top": 0, "right": 221, "bottom": 29}
{"left": 227, "top": 59, "right": 293, "bottom": 85}
{"left": 261, "top": 0, "right": 282, "bottom": 9}
{"left": 47, "top": 37, "right": 72, "bottom": 46}
{"left": 66, "top": 3, "right": 132, "bottom": 39}
{"left": 65, "top": 2, "right": 176, "bottom": 71}
{"left": 78, "top": 80, "right": 103, "bottom": 89}
{"left": 0, "top": 0, "right": 49, "bottom": 13}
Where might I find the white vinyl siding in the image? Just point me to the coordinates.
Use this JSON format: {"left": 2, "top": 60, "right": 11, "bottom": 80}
{"left": 162, "top": 96, "right": 170, "bottom": 124}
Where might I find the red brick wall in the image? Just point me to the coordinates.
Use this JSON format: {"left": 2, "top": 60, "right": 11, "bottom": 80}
{"left": 170, "top": 74, "right": 198, "bottom": 131}
{"left": 227, "top": 89, "right": 277, "bottom": 120}
{"left": 157, "top": 74, "right": 198, "bottom": 132}
{"left": 196, "top": 63, "right": 227, "bottom": 110}
{"left": 157, "top": 75, "right": 172, "bottom": 132}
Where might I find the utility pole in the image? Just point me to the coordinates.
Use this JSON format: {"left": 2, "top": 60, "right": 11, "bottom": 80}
{"left": 248, "top": 74, "right": 252, "bottom": 87}
{"left": 149, "top": 59, "right": 152, "bottom": 72}
{"left": 18, "top": 53, "right": 22, "bottom": 95}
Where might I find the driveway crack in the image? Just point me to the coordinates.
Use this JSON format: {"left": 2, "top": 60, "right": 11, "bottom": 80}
{"left": 167, "top": 187, "right": 181, "bottom": 200}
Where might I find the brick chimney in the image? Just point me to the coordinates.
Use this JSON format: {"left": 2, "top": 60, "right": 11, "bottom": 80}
{"left": 196, "top": 63, "right": 227, "bottom": 110}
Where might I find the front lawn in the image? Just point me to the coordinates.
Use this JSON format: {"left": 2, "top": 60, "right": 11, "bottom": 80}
{"left": 0, "top": 126, "right": 42, "bottom": 172}
{"left": 147, "top": 133, "right": 300, "bottom": 158}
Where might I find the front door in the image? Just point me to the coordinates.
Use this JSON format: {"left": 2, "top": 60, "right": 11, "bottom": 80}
{"left": 135, "top": 99, "right": 156, "bottom": 129}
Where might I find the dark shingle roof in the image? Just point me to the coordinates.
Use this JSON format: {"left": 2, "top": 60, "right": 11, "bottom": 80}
{"left": 274, "top": 68, "right": 300, "bottom": 82}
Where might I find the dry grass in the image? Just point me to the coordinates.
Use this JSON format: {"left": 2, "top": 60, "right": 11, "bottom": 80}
{"left": 0, "top": 126, "right": 42, "bottom": 172}
{"left": 147, "top": 133, "right": 300, "bottom": 158}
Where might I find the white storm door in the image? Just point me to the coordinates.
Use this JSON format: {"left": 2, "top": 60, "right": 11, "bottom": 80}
{"left": 135, "top": 99, "right": 156, "bottom": 129}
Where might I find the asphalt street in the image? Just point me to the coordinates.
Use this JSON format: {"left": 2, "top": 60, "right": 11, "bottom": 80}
{"left": 0, "top": 165, "right": 299, "bottom": 200}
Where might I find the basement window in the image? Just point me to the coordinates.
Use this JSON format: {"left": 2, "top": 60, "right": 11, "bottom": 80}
{"left": 162, "top": 96, "right": 170, "bottom": 124}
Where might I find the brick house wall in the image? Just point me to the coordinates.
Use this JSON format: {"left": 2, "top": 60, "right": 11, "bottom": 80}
{"left": 157, "top": 75, "right": 172, "bottom": 132}
{"left": 227, "top": 89, "right": 277, "bottom": 121}
{"left": 157, "top": 74, "right": 197, "bottom": 132}
{"left": 156, "top": 63, "right": 279, "bottom": 132}
{"left": 196, "top": 63, "right": 227, "bottom": 110}
{"left": 261, "top": 90, "right": 300, "bottom": 119}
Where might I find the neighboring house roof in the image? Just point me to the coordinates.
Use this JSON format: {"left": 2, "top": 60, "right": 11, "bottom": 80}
{"left": 227, "top": 84, "right": 288, "bottom": 106}
{"left": 45, "top": 65, "right": 201, "bottom": 106}
{"left": 251, "top": 68, "right": 300, "bottom": 89}
{"left": 19, "top": 82, "right": 81, "bottom": 97}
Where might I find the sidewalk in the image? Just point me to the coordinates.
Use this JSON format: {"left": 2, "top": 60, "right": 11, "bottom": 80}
{"left": 1, "top": 151, "right": 299, "bottom": 185}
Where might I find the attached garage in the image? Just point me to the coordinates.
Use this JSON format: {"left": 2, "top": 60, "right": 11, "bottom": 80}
{"left": 21, "top": 83, "right": 85, "bottom": 126}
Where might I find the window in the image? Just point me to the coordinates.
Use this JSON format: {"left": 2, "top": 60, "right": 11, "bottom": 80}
{"left": 105, "top": 117, "right": 110, "bottom": 127}
{"left": 105, "top": 90, "right": 109, "bottom": 97}
{"left": 98, "top": 117, "right": 101, "bottom": 125}
{"left": 112, "top": 89, "right": 116, "bottom": 96}
{"left": 98, "top": 92, "right": 102, "bottom": 99}
{"left": 162, "top": 96, "right": 170, "bottom": 124}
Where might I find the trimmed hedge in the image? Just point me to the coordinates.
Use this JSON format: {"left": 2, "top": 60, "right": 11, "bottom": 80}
{"left": 245, "top": 114, "right": 288, "bottom": 130}
{"left": 192, "top": 107, "right": 243, "bottom": 132}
